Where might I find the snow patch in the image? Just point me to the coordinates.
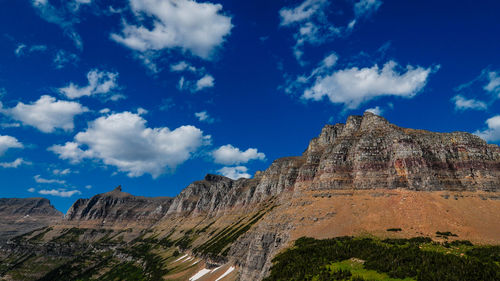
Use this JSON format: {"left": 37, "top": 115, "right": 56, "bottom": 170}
{"left": 174, "top": 254, "right": 188, "bottom": 262}
{"left": 189, "top": 268, "right": 211, "bottom": 281}
{"left": 215, "top": 266, "right": 235, "bottom": 281}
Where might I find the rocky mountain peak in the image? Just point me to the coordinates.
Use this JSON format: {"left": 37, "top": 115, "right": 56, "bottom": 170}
{"left": 64, "top": 186, "right": 173, "bottom": 226}
{"left": 0, "top": 198, "right": 62, "bottom": 240}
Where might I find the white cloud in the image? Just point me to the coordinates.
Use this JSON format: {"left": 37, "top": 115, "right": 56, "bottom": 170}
{"left": 100, "top": 108, "right": 111, "bottom": 114}
{"left": 354, "top": 0, "right": 382, "bottom": 18}
{"left": 137, "top": 107, "right": 148, "bottom": 115}
{"left": 85, "top": 185, "right": 92, "bottom": 189}
{"left": 53, "top": 168, "right": 71, "bottom": 175}
{"left": 475, "top": 115, "right": 500, "bottom": 143}
{"left": 170, "top": 61, "right": 197, "bottom": 72}
{"left": 279, "top": 0, "right": 381, "bottom": 61}
{"left": 14, "top": 44, "right": 27, "bottom": 56}
{"left": 0, "top": 135, "right": 23, "bottom": 155}
{"left": 31, "top": 0, "right": 84, "bottom": 49}
{"left": 34, "top": 175, "right": 66, "bottom": 185}
{"left": 365, "top": 106, "right": 383, "bottom": 116}
{"left": 195, "top": 74, "right": 215, "bottom": 91}
{"left": 279, "top": 0, "right": 335, "bottom": 61}
{"left": 0, "top": 95, "right": 88, "bottom": 133}
{"left": 178, "top": 74, "right": 215, "bottom": 92}
{"left": 50, "top": 111, "right": 211, "bottom": 178}
{"left": 14, "top": 43, "right": 47, "bottom": 57}
{"left": 0, "top": 123, "right": 21, "bottom": 128}
{"left": 194, "top": 111, "right": 214, "bottom": 123}
{"left": 279, "top": 0, "right": 327, "bottom": 26}
{"left": 48, "top": 142, "right": 88, "bottom": 164}
{"left": 302, "top": 60, "right": 434, "bottom": 109}
{"left": 38, "top": 189, "right": 81, "bottom": 198}
{"left": 59, "top": 69, "right": 120, "bottom": 99}
{"left": 212, "top": 144, "right": 266, "bottom": 165}
{"left": 484, "top": 71, "right": 500, "bottom": 97}
{"left": 0, "top": 158, "right": 29, "bottom": 168}
{"left": 217, "top": 166, "right": 251, "bottom": 180}
{"left": 452, "top": 95, "right": 487, "bottom": 111}
{"left": 27, "top": 187, "right": 36, "bottom": 193}
{"left": 110, "top": 0, "right": 233, "bottom": 60}
{"left": 53, "top": 50, "right": 79, "bottom": 69}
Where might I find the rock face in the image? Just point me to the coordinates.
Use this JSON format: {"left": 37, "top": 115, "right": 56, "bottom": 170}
{"left": 65, "top": 186, "right": 173, "bottom": 227}
{"left": 0, "top": 198, "right": 62, "bottom": 241}
{"left": 298, "top": 112, "right": 500, "bottom": 192}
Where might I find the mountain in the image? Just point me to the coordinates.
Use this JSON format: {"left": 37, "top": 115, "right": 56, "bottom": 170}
{"left": 1, "top": 112, "right": 499, "bottom": 281}
{"left": 64, "top": 185, "right": 173, "bottom": 228}
{"left": 0, "top": 198, "right": 62, "bottom": 241}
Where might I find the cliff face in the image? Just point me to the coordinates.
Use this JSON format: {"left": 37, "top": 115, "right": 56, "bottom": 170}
{"left": 297, "top": 113, "right": 499, "bottom": 192}
{"left": 64, "top": 186, "right": 173, "bottom": 227}
{"left": 0, "top": 198, "right": 62, "bottom": 240}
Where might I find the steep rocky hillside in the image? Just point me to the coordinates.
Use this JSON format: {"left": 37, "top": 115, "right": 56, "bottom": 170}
{"left": 0, "top": 198, "right": 62, "bottom": 241}
{"left": 64, "top": 185, "right": 173, "bottom": 228}
{"left": 1, "top": 112, "right": 499, "bottom": 281}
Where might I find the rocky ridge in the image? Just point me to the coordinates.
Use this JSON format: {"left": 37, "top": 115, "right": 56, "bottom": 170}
{"left": 0, "top": 198, "right": 62, "bottom": 241}
{"left": 1, "top": 112, "right": 499, "bottom": 281}
{"left": 64, "top": 185, "right": 173, "bottom": 228}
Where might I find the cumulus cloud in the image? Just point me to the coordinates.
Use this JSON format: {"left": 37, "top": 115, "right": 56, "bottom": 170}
{"left": 212, "top": 144, "right": 266, "bottom": 165}
{"left": 0, "top": 135, "right": 23, "bottom": 155}
{"left": 0, "top": 158, "right": 29, "bottom": 168}
{"left": 38, "top": 188, "right": 81, "bottom": 197}
{"left": 49, "top": 111, "right": 211, "bottom": 178}
{"left": 279, "top": 0, "right": 382, "bottom": 61}
{"left": 59, "top": 69, "right": 120, "bottom": 99}
{"left": 171, "top": 61, "right": 197, "bottom": 72}
{"left": 48, "top": 142, "right": 88, "bottom": 164}
{"left": 484, "top": 71, "right": 500, "bottom": 97}
{"left": 0, "top": 95, "right": 88, "bottom": 133}
{"left": 178, "top": 74, "right": 215, "bottom": 92}
{"left": 27, "top": 187, "right": 36, "bottom": 193}
{"left": 217, "top": 166, "right": 251, "bottom": 180}
{"left": 194, "top": 111, "right": 214, "bottom": 123}
{"left": 365, "top": 106, "right": 383, "bottom": 116}
{"left": 195, "top": 74, "right": 215, "bottom": 91}
{"left": 34, "top": 175, "right": 66, "bottom": 185}
{"left": 475, "top": 115, "right": 500, "bottom": 143}
{"left": 302, "top": 60, "right": 434, "bottom": 109}
{"left": 111, "top": 0, "right": 233, "bottom": 62}
{"left": 452, "top": 95, "right": 487, "bottom": 111}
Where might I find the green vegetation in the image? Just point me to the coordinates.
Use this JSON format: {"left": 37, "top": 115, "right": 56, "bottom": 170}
{"left": 321, "top": 259, "right": 415, "bottom": 281}
{"left": 264, "top": 237, "right": 500, "bottom": 281}
{"left": 29, "top": 227, "right": 53, "bottom": 242}
{"left": 52, "top": 228, "right": 87, "bottom": 243}
{"left": 436, "top": 231, "right": 458, "bottom": 238}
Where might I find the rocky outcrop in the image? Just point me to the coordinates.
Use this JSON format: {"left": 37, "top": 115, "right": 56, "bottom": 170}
{"left": 64, "top": 186, "right": 173, "bottom": 227}
{"left": 0, "top": 198, "right": 62, "bottom": 241}
{"left": 297, "top": 112, "right": 500, "bottom": 192}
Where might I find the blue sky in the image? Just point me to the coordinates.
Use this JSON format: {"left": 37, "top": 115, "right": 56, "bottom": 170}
{"left": 0, "top": 0, "right": 499, "bottom": 212}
